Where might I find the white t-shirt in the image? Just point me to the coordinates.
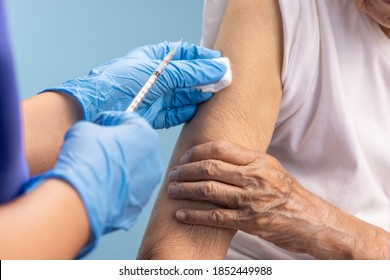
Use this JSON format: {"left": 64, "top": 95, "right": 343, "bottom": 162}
{"left": 201, "top": 0, "right": 390, "bottom": 259}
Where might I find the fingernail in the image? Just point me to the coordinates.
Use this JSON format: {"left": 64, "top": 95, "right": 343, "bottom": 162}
{"left": 180, "top": 152, "right": 191, "bottom": 164}
{"left": 176, "top": 210, "right": 186, "bottom": 220}
{"left": 168, "top": 168, "right": 178, "bottom": 181}
{"left": 168, "top": 183, "right": 178, "bottom": 197}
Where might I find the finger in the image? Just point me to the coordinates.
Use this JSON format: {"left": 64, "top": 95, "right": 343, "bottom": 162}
{"left": 93, "top": 111, "right": 152, "bottom": 129}
{"left": 165, "top": 88, "right": 212, "bottom": 108}
{"left": 93, "top": 111, "right": 137, "bottom": 125}
{"left": 163, "top": 58, "right": 227, "bottom": 89}
{"left": 152, "top": 106, "right": 197, "bottom": 129}
{"left": 169, "top": 159, "right": 251, "bottom": 187}
{"left": 175, "top": 208, "right": 241, "bottom": 230}
{"left": 180, "top": 141, "right": 258, "bottom": 166}
{"left": 126, "top": 41, "right": 222, "bottom": 60}
{"left": 168, "top": 181, "right": 244, "bottom": 209}
{"left": 173, "top": 42, "right": 222, "bottom": 60}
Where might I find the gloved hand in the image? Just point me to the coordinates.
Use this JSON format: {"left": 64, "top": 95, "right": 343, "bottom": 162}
{"left": 44, "top": 41, "right": 227, "bottom": 129}
{"left": 24, "top": 111, "right": 163, "bottom": 257}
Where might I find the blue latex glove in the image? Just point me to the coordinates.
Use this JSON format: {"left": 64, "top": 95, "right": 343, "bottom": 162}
{"left": 24, "top": 111, "right": 163, "bottom": 257}
{"left": 44, "top": 41, "right": 227, "bottom": 128}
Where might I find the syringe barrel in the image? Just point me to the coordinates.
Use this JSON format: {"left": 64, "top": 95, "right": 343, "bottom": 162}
{"left": 126, "top": 73, "right": 159, "bottom": 112}
{"left": 126, "top": 40, "right": 182, "bottom": 112}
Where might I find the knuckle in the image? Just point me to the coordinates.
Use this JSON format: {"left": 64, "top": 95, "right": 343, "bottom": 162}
{"left": 235, "top": 211, "right": 248, "bottom": 228}
{"left": 211, "top": 141, "right": 229, "bottom": 156}
{"left": 233, "top": 212, "right": 241, "bottom": 224}
{"left": 239, "top": 190, "right": 253, "bottom": 207}
{"left": 227, "top": 192, "right": 239, "bottom": 209}
{"left": 200, "top": 160, "right": 217, "bottom": 177}
{"left": 271, "top": 169, "right": 285, "bottom": 181}
{"left": 263, "top": 169, "right": 292, "bottom": 196}
{"left": 198, "top": 181, "right": 215, "bottom": 199}
{"left": 227, "top": 188, "right": 245, "bottom": 209}
{"left": 263, "top": 153, "right": 284, "bottom": 169}
{"left": 241, "top": 166, "right": 261, "bottom": 188}
{"left": 237, "top": 166, "right": 247, "bottom": 178}
{"left": 256, "top": 214, "right": 278, "bottom": 237}
{"left": 210, "top": 209, "right": 225, "bottom": 225}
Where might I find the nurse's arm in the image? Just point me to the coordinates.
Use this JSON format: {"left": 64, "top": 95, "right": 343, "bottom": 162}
{"left": 138, "top": 0, "right": 283, "bottom": 259}
{"left": 22, "top": 91, "right": 82, "bottom": 175}
{"left": 0, "top": 179, "right": 89, "bottom": 259}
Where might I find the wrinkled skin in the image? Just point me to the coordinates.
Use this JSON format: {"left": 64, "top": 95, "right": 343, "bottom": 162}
{"left": 168, "top": 141, "right": 390, "bottom": 259}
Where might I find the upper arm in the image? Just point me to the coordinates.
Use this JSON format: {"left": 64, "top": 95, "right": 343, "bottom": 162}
{"left": 196, "top": 0, "right": 283, "bottom": 150}
{"left": 138, "top": 0, "right": 283, "bottom": 259}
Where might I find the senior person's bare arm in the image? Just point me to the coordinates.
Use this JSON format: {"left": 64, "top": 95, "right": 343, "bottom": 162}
{"left": 170, "top": 142, "right": 390, "bottom": 259}
{"left": 138, "top": 0, "right": 283, "bottom": 259}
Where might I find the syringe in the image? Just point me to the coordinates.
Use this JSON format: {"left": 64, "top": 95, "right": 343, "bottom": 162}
{"left": 126, "top": 39, "right": 183, "bottom": 112}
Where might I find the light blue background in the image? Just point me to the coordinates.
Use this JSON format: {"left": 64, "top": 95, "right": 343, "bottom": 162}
{"left": 6, "top": 0, "right": 205, "bottom": 259}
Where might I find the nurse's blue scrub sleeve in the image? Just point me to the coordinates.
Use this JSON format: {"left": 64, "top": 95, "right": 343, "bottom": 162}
{"left": 0, "top": 0, "right": 29, "bottom": 203}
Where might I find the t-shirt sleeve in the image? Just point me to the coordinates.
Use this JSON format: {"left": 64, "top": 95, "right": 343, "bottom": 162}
{"left": 277, "top": 0, "right": 321, "bottom": 124}
{"left": 200, "top": 0, "right": 228, "bottom": 48}
{"left": 201, "top": 0, "right": 321, "bottom": 126}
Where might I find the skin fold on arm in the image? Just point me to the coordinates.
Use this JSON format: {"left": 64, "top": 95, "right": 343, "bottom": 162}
{"left": 138, "top": 0, "right": 284, "bottom": 259}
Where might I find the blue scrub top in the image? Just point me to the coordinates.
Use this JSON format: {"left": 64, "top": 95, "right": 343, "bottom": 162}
{"left": 0, "top": 0, "right": 28, "bottom": 203}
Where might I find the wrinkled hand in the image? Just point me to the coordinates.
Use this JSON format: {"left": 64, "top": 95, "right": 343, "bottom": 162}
{"left": 167, "top": 141, "right": 336, "bottom": 257}
{"left": 45, "top": 41, "right": 227, "bottom": 129}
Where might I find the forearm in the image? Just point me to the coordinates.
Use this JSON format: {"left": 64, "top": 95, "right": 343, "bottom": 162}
{"left": 356, "top": 223, "right": 390, "bottom": 259}
{"left": 0, "top": 179, "right": 89, "bottom": 259}
{"left": 139, "top": 144, "right": 236, "bottom": 259}
{"left": 22, "top": 92, "right": 82, "bottom": 175}
{"left": 311, "top": 200, "right": 389, "bottom": 259}
{"left": 163, "top": 141, "right": 390, "bottom": 260}
{"left": 285, "top": 184, "right": 389, "bottom": 259}
{"left": 138, "top": 0, "right": 283, "bottom": 259}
